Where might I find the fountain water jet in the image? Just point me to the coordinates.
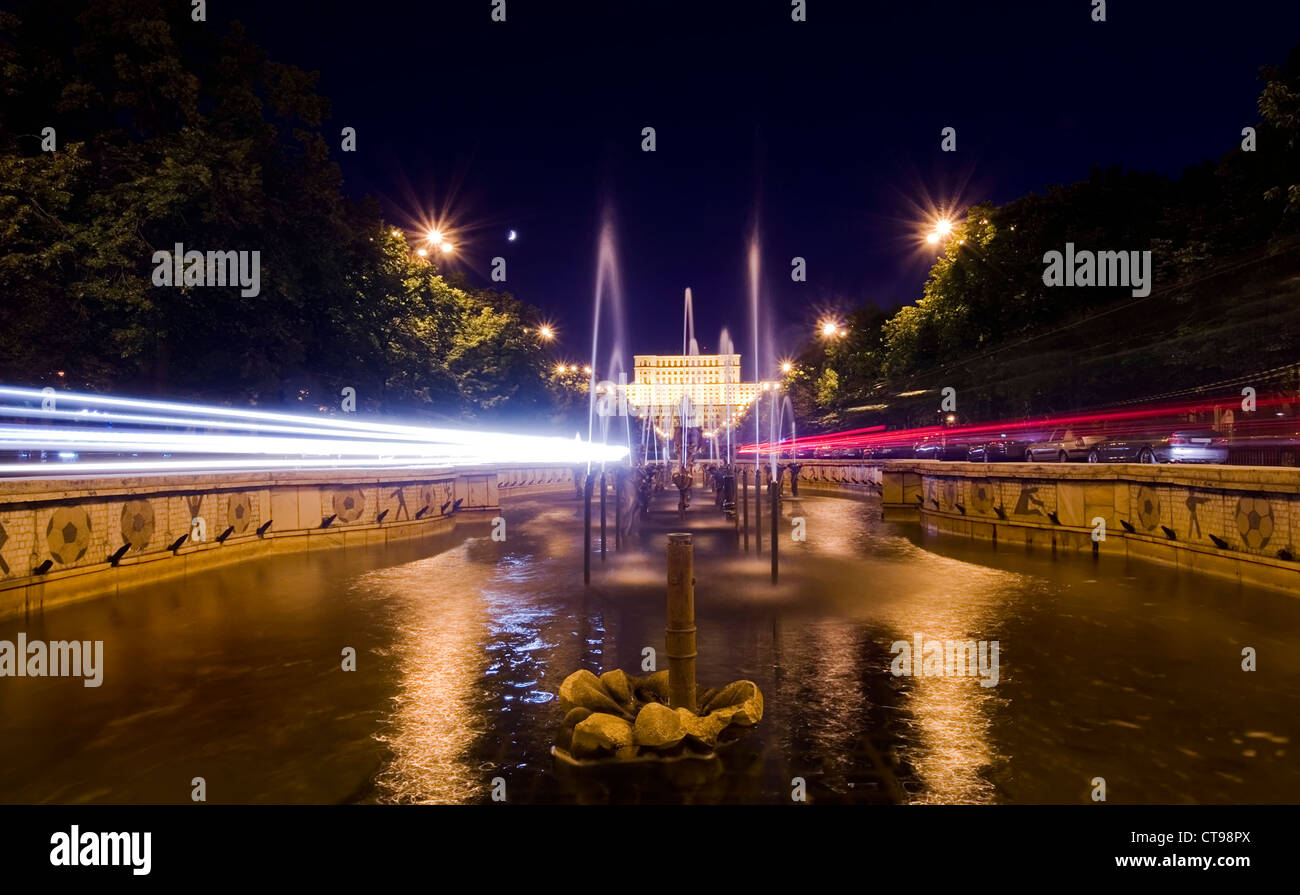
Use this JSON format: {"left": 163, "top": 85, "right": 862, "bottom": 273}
{"left": 587, "top": 212, "right": 629, "bottom": 476}
{"left": 748, "top": 237, "right": 761, "bottom": 473}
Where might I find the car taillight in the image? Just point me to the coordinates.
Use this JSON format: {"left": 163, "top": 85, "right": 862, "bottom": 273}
{"left": 1211, "top": 437, "right": 1227, "bottom": 446}
{"left": 1168, "top": 436, "right": 1187, "bottom": 445}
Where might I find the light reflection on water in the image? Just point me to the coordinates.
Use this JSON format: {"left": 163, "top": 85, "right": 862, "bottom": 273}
{"left": 0, "top": 489, "right": 1297, "bottom": 805}
{"left": 366, "top": 543, "right": 492, "bottom": 804}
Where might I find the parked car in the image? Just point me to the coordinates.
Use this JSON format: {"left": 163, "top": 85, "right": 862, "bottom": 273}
{"left": 1087, "top": 428, "right": 1228, "bottom": 464}
{"left": 1024, "top": 429, "right": 1108, "bottom": 462}
{"left": 913, "top": 434, "right": 970, "bottom": 461}
{"left": 966, "top": 435, "right": 1040, "bottom": 462}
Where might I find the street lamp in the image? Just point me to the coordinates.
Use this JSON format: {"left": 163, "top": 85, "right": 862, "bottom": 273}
{"left": 818, "top": 316, "right": 846, "bottom": 339}
{"left": 925, "top": 211, "right": 958, "bottom": 245}
{"left": 538, "top": 324, "right": 555, "bottom": 341}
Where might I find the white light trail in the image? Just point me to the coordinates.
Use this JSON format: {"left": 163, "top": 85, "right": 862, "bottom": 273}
{"left": 0, "top": 457, "right": 466, "bottom": 476}
{"left": 0, "top": 387, "right": 628, "bottom": 475}
{"left": 0, "top": 405, "right": 424, "bottom": 441}
{"left": 0, "top": 426, "right": 587, "bottom": 461}
{"left": 0, "top": 387, "right": 586, "bottom": 448}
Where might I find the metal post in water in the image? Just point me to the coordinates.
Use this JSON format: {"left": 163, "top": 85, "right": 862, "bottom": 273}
{"left": 583, "top": 473, "right": 594, "bottom": 585}
{"left": 666, "top": 532, "right": 697, "bottom": 712}
{"left": 742, "top": 468, "right": 749, "bottom": 551}
{"left": 770, "top": 479, "right": 779, "bottom": 584}
{"left": 725, "top": 471, "right": 737, "bottom": 529}
{"left": 614, "top": 470, "right": 622, "bottom": 551}
{"left": 600, "top": 471, "right": 607, "bottom": 561}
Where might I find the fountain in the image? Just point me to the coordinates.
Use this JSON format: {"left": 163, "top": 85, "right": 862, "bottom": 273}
{"left": 554, "top": 216, "right": 766, "bottom": 776}
{"left": 553, "top": 533, "right": 764, "bottom": 769}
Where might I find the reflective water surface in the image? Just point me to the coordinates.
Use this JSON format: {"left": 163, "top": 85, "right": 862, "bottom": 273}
{"left": 1, "top": 487, "right": 1297, "bottom": 804}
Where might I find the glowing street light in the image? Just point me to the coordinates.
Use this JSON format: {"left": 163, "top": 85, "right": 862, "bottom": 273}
{"left": 416, "top": 247, "right": 429, "bottom": 257}
{"left": 818, "top": 316, "right": 846, "bottom": 339}
{"left": 781, "top": 361, "right": 793, "bottom": 374}
{"left": 924, "top": 211, "right": 959, "bottom": 245}
{"left": 538, "top": 324, "right": 555, "bottom": 341}
{"left": 439, "top": 241, "right": 455, "bottom": 254}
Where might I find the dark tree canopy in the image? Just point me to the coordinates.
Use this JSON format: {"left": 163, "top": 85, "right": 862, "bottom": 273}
{"left": 767, "top": 45, "right": 1300, "bottom": 434}
{"left": 0, "top": 0, "right": 579, "bottom": 428}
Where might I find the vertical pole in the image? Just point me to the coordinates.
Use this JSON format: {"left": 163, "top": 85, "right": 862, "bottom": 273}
{"left": 770, "top": 480, "right": 779, "bottom": 584}
{"left": 731, "top": 473, "right": 740, "bottom": 536}
{"left": 755, "top": 468, "right": 763, "bottom": 554}
{"left": 614, "top": 470, "right": 622, "bottom": 551}
{"left": 600, "top": 471, "right": 607, "bottom": 561}
{"left": 742, "top": 468, "right": 749, "bottom": 551}
{"left": 666, "top": 532, "right": 697, "bottom": 712}
{"left": 583, "top": 473, "right": 593, "bottom": 585}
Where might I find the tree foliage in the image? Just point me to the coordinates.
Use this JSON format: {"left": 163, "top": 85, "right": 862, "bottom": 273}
{"left": 0, "top": 1, "right": 565, "bottom": 427}
{"left": 785, "top": 46, "right": 1300, "bottom": 432}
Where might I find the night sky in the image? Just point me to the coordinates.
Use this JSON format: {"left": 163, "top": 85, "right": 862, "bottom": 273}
{"left": 220, "top": 0, "right": 1298, "bottom": 376}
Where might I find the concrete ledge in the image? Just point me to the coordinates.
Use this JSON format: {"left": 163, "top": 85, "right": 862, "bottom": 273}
{"left": 0, "top": 464, "right": 575, "bottom": 619}
{"left": 792, "top": 459, "right": 1300, "bottom": 596}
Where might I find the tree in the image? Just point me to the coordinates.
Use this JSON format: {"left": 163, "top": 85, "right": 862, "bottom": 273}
{"left": 0, "top": 1, "right": 568, "bottom": 428}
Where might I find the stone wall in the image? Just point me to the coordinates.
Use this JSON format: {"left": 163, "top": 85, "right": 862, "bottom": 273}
{"left": 793, "top": 459, "right": 1300, "bottom": 595}
{"left": 0, "top": 464, "right": 570, "bottom": 619}
{"left": 494, "top": 466, "right": 578, "bottom": 497}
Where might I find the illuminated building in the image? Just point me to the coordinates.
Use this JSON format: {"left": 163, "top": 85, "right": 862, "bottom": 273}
{"left": 623, "top": 354, "right": 775, "bottom": 430}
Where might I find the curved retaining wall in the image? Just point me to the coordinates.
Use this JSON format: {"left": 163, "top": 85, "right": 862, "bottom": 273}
{"left": 0, "top": 464, "right": 575, "bottom": 619}
{"left": 791, "top": 459, "right": 1300, "bottom": 595}
{"left": 495, "top": 466, "right": 579, "bottom": 497}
